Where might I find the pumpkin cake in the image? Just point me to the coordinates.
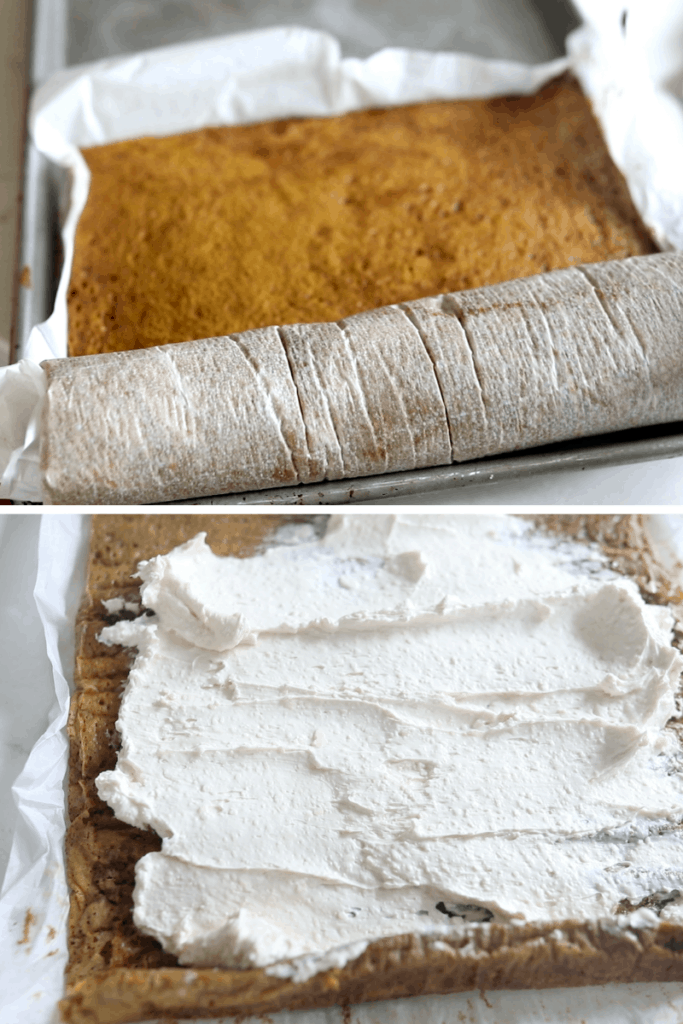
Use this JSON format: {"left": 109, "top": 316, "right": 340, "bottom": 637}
{"left": 60, "top": 514, "right": 683, "bottom": 1023}
{"left": 67, "top": 74, "right": 657, "bottom": 358}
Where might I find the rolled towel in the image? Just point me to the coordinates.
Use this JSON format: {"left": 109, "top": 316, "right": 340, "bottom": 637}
{"left": 40, "top": 252, "right": 683, "bottom": 504}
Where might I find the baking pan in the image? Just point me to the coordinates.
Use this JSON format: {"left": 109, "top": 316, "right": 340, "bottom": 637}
{"left": 14, "top": 0, "right": 683, "bottom": 506}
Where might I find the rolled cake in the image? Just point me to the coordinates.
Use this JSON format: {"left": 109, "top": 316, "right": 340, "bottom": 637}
{"left": 41, "top": 251, "right": 683, "bottom": 504}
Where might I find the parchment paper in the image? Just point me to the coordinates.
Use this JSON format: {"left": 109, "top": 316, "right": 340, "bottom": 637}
{"left": 3, "top": 513, "right": 683, "bottom": 1024}
{"left": 2, "top": 0, "right": 683, "bottom": 501}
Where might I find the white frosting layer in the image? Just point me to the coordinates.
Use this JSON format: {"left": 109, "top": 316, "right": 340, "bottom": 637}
{"left": 97, "top": 514, "right": 683, "bottom": 977}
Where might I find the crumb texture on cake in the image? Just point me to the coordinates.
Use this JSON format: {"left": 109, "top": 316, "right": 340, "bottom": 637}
{"left": 67, "top": 75, "right": 656, "bottom": 357}
{"left": 60, "top": 514, "right": 683, "bottom": 1024}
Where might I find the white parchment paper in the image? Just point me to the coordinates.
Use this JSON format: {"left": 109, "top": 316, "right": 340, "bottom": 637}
{"left": 0, "top": 515, "right": 87, "bottom": 1023}
{"left": 2, "top": 0, "right": 683, "bottom": 501}
{"left": 2, "top": 513, "right": 683, "bottom": 1024}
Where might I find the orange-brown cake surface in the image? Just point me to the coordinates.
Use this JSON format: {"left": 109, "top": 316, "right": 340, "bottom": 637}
{"left": 67, "top": 75, "right": 657, "bottom": 357}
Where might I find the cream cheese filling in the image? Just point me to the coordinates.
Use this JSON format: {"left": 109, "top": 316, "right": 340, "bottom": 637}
{"left": 96, "top": 514, "right": 683, "bottom": 976}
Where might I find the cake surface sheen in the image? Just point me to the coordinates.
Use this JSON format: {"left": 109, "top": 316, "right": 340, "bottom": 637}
{"left": 67, "top": 75, "right": 656, "bottom": 357}
{"left": 61, "top": 514, "right": 683, "bottom": 1024}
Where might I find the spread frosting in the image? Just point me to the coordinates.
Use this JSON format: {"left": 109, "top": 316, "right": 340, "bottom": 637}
{"left": 97, "top": 514, "right": 683, "bottom": 977}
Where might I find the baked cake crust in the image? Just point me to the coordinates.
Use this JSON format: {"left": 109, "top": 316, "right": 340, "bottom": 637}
{"left": 67, "top": 75, "right": 656, "bottom": 358}
{"left": 61, "top": 514, "right": 683, "bottom": 1024}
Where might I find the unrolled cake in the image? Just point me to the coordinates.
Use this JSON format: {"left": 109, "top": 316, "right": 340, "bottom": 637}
{"left": 67, "top": 74, "right": 656, "bottom": 358}
{"left": 60, "top": 514, "right": 683, "bottom": 1024}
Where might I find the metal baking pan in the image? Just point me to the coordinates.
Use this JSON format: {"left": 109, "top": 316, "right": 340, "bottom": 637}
{"left": 14, "top": 0, "right": 683, "bottom": 506}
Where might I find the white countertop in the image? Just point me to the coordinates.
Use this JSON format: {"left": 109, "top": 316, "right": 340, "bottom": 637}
{"left": 0, "top": 515, "right": 50, "bottom": 881}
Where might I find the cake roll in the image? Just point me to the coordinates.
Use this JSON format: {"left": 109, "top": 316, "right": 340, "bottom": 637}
{"left": 41, "top": 251, "right": 683, "bottom": 505}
